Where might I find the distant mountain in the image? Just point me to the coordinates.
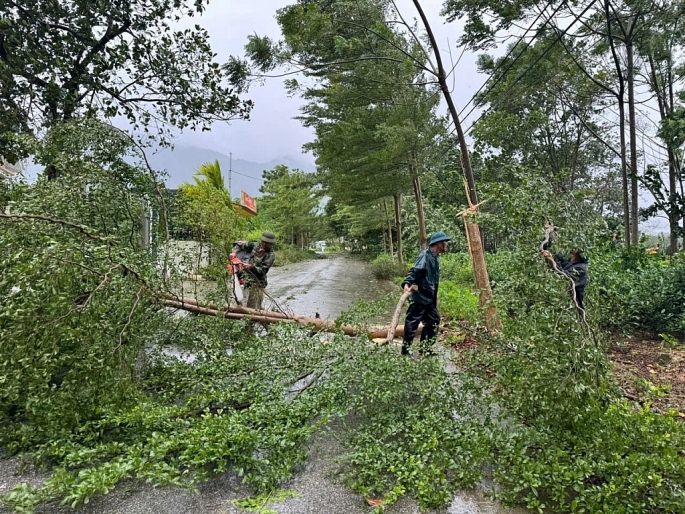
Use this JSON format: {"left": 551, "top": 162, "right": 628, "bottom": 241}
{"left": 146, "top": 144, "right": 315, "bottom": 197}
{"left": 22, "top": 144, "right": 315, "bottom": 199}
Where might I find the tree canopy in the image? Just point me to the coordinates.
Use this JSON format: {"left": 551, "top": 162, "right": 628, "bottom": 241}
{"left": 0, "top": 0, "right": 252, "bottom": 164}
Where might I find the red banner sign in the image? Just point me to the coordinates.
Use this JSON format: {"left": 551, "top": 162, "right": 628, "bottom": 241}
{"left": 241, "top": 191, "right": 257, "bottom": 214}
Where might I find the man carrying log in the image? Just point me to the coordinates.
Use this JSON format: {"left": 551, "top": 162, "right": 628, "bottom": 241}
{"left": 401, "top": 231, "right": 451, "bottom": 356}
{"left": 231, "top": 231, "right": 276, "bottom": 310}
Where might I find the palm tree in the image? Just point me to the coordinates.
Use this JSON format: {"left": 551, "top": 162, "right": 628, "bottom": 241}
{"left": 193, "top": 160, "right": 226, "bottom": 192}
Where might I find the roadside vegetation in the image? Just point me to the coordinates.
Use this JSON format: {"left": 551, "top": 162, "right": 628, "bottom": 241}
{"left": 3, "top": 0, "right": 685, "bottom": 513}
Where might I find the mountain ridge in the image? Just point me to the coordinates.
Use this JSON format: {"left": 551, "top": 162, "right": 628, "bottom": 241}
{"left": 146, "top": 144, "right": 315, "bottom": 197}
{"left": 23, "top": 144, "right": 315, "bottom": 199}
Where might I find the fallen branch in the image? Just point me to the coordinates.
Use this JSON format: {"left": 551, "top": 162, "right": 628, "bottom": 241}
{"left": 0, "top": 213, "right": 115, "bottom": 245}
{"left": 385, "top": 285, "right": 417, "bottom": 343}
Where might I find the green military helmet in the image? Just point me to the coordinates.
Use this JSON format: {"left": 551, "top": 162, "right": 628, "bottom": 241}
{"left": 428, "top": 231, "right": 451, "bottom": 246}
{"left": 260, "top": 231, "right": 276, "bottom": 244}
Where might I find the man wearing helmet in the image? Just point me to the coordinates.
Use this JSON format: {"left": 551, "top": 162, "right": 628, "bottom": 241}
{"left": 400, "top": 231, "right": 451, "bottom": 356}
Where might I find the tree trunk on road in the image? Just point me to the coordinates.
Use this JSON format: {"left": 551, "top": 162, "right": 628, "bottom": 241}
{"left": 163, "top": 296, "right": 419, "bottom": 339}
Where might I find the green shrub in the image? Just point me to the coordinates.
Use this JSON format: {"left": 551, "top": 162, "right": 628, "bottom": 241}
{"left": 332, "top": 347, "right": 492, "bottom": 509}
{"left": 370, "top": 253, "right": 405, "bottom": 280}
{"left": 275, "top": 244, "right": 321, "bottom": 265}
{"left": 438, "top": 281, "right": 481, "bottom": 324}
{"left": 440, "top": 252, "right": 474, "bottom": 286}
{"left": 491, "top": 401, "right": 685, "bottom": 513}
{"left": 590, "top": 250, "right": 685, "bottom": 334}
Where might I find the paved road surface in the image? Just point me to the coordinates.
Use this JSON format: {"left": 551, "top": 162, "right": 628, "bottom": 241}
{"left": 265, "top": 254, "right": 398, "bottom": 320}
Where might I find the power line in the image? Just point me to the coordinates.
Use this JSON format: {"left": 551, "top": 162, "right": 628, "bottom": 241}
{"left": 461, "top": 0, "right": 600, "bottom": 136}
{"left": 457, "top": 0, "right": 564, "bottom": 123}
{"left": 231, "top": 170, "right": 264, "bottom": 182}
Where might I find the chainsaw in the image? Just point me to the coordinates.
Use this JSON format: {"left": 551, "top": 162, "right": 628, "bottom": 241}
{"left": 227, "top": 242, "right": 251, "bottom": 304}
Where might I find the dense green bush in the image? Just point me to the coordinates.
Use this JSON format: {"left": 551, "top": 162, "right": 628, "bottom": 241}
{"left": 438, "top": 281, "right": 481, "bottom": 325}
{"left": 465, "top": 247, "right": 685, "bottom": 512}
{"left": 589, "top": 249, "right": 685, "bottom": 334}
{"left": 332, "top": 349, "right": 491, "bottom": 509}
{"left": 440, "top": 252, "right": 475, "bottom": 286}
{"left": 275, "top": 244, "right": 323, "bottom": 265}
{"left": 1, "top": 121, "right": 165, "bottom": 452}
{"left": 462, "top": 172, "right": 685, "bottom": 512}
{"left": 370, "top": 253, "right": 405, "bottom": 280}
{"left": 491, "top": 401, "right": 685, "bottom": 513}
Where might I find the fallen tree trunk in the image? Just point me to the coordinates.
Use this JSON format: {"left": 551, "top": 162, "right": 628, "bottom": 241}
{"left": 162, "top": 296, "right": 420, "bottom": 340}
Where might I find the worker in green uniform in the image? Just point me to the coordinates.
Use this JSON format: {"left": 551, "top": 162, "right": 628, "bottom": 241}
{"left": 231, "top": 231, "right": 276, "bottom": 310}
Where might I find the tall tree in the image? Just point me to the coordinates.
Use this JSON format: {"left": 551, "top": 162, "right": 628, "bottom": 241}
{"left": 0, "top": 0, "right": 251, "bottom": 171}
{"left": 472, "top": 35, "right": 613, "bottom": 192}
{"left": 443, "top": 0, "right": 672, "bottom": 246}
{"left": 233, "top": 0, "right": 499, "bottom": 326}
{"left": 259, "top": 165, "right": 320, "bottom": 248}
{"left": 637, "top": 1, "right": 685, "bottom": 252}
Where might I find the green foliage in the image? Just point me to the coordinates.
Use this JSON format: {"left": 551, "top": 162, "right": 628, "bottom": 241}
{"left": 177, "top": 160, "right": 247, "bottom": 256}
{"left": 0, "top": 0, "right": 251, "bottom": 162}
{"left": 457, "top": 175, "right": 685, "bottom": 513}
{"left": 491, "top": 403, "right": 685, "bottom": 513}
{"left": 330, "top": 348, "right": 493, "bottom": 509}
{"left": 440, "top": 252, "right": 475, "bottom": 286}
{"left": 335, "top": 295, "right": 394, "bottom": 331}
{"left": 275, "top": 244, "right": 321, "bottom": 266}
{"left": 1, "top": 321, "right": 337, "bottom": 511}
{"left": 1, "top": 120, "right": 164, "bottom": 452}
{"left": 660, "top": 333, "right": 682, "bottom": 348}
{"left": 233, "top": 490, "right": 302, "bottom": 514}
{"left": 463, "top": 247, "right": 685, "bottom": 512}
{"left": 259, "top": 165, "right": 322, "bottom": 248}
{"left": 589, "top": 250, "right": 685, "bottom": 334}
{"left": 438, "top": 282, "right": 481, "bottom": 325}
{"left": 370, "top": 253, "right": 405, "bottom": 280}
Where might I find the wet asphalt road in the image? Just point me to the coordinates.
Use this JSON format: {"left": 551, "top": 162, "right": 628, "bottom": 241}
{"left": 0, "top": 255, "right": 526, "bottom": 514}
{"left": 264, "top": 254, "right": 399, "bottom": 320}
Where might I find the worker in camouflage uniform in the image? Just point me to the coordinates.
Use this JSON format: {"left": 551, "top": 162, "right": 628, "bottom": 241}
{"left": 232, "top": 231, "right": 276, "bottom": 310}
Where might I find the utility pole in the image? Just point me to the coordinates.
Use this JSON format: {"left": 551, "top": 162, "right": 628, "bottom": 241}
{"left": 229, "top": 152, "right": 232, "bottom": 198}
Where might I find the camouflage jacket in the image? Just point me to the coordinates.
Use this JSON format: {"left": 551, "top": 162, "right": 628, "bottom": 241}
{"left": 239, "top": 241, "right": 275, "bottom": 288}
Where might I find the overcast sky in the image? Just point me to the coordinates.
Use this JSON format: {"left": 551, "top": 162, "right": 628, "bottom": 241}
{"left": 175, "top": 0, "right": 483, "bottom": 166}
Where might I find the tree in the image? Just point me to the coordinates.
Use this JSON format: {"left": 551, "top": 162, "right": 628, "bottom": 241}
{"left": 264, "top": 0, "right": 440, "bottom": 254}
{"left": 470, "top": 33, "right": 624, "bottom": 235}
{"left": 234, "top": 0, "right": 499, "bottom": 326}
{"left": 442, "top": 0, "right": 649, "bottom": 247}
{"left": 0, "top": 0, "right": 252, "bottom": 171}
{"left": 0, "top": 119, "right": 165, "bottom": 449}
{"left": 178, "top": 160, "right": 245, "bottom": 268}
{"left": 637, "top": 1, "right": 685, "bottom": 252}
{"left": 259, "top": 165, "right": 320, "bottom": 248}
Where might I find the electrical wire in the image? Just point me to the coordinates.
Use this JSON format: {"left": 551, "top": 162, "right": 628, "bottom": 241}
{"left": 457, "top": 0, "right": 565, "bottom": 123}
{"left": 461, "top": 0, "right": 601, "bottom": 136}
